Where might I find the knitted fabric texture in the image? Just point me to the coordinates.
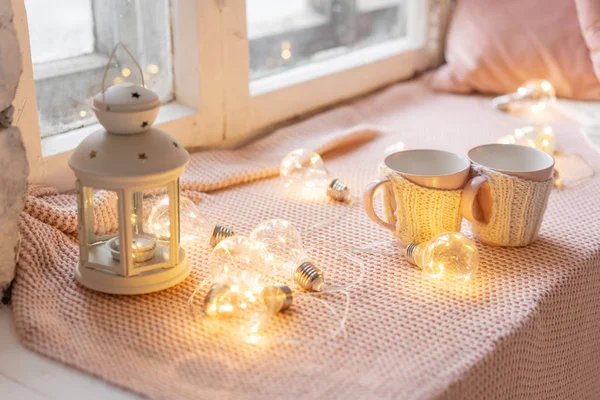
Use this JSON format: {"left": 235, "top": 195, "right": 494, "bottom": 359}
{"left": 11, "top": 80, "right": 600, "bottom": 399}
{"left": 379, "top": 164, "right": 462, "bottom": 244}
{"left": 470, "top": 165, "right": 553, "bottom": 247}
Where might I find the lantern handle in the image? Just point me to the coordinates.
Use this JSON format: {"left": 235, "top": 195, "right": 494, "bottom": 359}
{"left": 101, "top": 42, "right": 145, "bottom": 102}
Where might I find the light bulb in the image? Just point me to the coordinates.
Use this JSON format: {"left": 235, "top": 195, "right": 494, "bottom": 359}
{"left": 279, "top": 148, "right": 350, "bottom": 202}
{"left": 497, "top": 125, "right": 555, "bottom": 154}
{"left": 493, "top": 79, "right": 555, "bottom": 114}
{"left": 250, "top": 219, "right": 325, "bottom": 292}
{"left": 404, "top": 232, "right": 479, "bottom": 287}
{"left": 147, "top": 195, "right": 234, "bottom": 247}
{"left": 204, "top": 235, "right": 293, "bottom": 341}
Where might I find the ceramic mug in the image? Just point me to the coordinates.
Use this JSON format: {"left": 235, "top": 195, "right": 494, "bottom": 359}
{"left": 461, "top": 144, "right": 555, "bottom": 246}
{"left": 364, "top": 149, "right": 471, "bottom": 244}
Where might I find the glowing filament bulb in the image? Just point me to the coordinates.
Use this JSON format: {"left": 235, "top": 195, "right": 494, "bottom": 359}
{"left": 204, "top": 236, "right": 293, "bottom": 341}
{"left": 404, "top": 232, "right": 479, "bottom": 287}
{"left": 279, "top": 149, "right": 350, "bottom": 202}
{"left": 384, "top": 141, "right": 407, "bottom": 156}
{"left": 497, "top": 125, "right": 555, "bottom": 154}
{"left": 147, "top": 195, "right": 234, "bottom": 247}
{"left": 250, "top": 219, "right": 325, "bottom": 292}
{"left": 493, "top": 79, "right": 556, "bottom": 114}
{"left": 537, "top": 126, "right": 556, "bottom": 154}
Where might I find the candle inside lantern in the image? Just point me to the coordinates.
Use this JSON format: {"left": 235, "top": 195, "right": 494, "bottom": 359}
{"left": 107, "top": 234, "right": 157, "bottom": 263}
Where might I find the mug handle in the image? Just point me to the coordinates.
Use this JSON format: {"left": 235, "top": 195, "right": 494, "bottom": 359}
{"left": 364, "top": 177, "right": 396, "bottom": 232}
{"left": 460, "top": 176, "right": 491, "bottom": 225}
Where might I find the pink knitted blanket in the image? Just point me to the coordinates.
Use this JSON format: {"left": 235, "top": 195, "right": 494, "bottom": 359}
{"left": 12, "top": 80, "right": 600, "bottom": 399}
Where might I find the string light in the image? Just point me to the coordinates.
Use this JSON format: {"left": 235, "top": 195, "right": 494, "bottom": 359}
{"left": 497, "top": 125, "right": 555, "bottom": 154}
{"left": 281, "top": 41, "right": 292, "bottom": 60}
{"left": 204, "top": 236, "right": 293, "bottom": 342}
{"left": 404, "top": 232, "right": 479, "bottom": 287}
{"left": 280, "top": 149, "right": 350, "bottom": 202}
{"left": 189, "top": 223, "right": 363, "bottom": 345}
{"left": 147, "top": 64, "right": 159, "bottom": 74}
{"left": 250, "top": 219, "right": 325, "bottom": 292}
{"left": 147, "top": 195, "right": 234, "bottom": 247}
{"left": 493, "top": 79, "right": 555, "bottom": 114}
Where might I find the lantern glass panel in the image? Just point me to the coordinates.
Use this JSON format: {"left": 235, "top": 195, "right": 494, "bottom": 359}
{"left": 127, "top": 184, "right": 181, "bottom": 274}
{"left": 78, "top": 187, "right": 120, "bottom": 273}
{"left": 91, "top": 189, "right": 119, "bottom": 240}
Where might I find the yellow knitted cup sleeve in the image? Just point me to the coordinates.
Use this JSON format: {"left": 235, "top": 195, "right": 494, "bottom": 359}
{"left": 379, "top": 164, "right": 462, "bottom": 244}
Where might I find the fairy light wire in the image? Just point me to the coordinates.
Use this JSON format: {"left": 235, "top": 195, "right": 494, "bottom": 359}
{"left": 184, "top": 188, "right": 363, "bottom": 346}
{"left": 186, "top": 249, "right": 364, "bottom": 347}
{"left": 187, "top": 278, "right": 350, "bottom": 347}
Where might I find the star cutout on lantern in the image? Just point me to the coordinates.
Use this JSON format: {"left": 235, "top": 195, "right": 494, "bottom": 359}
{"left": 138, "top": 153, "right": 147, "bottom": 160}
{"left": 131, "top": 92, "right": 141, "bottom": 99}
{"left": 172, "top": 141, "right": 179, "bottom": 148}
{"left": 141, "top": 121, "right": 148, "bottom": 128}
{"left": 89, "top": 150, "right": 97, "bottom": 159}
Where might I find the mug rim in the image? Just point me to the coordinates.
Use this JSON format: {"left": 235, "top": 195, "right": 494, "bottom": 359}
{"left": 384, "top": 149, "right": 471, "bottom": 177}
{"left": 468, "top": 143, "right": 555, "bottom": 174}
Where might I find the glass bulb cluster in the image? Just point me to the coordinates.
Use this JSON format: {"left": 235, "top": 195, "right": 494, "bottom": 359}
{"left": 497, "top": 125, "right": 555, "bottom": 155}
{"left": 493, "top": 79, "right": 556, "bottom": 114}
{"left": 279, "top": 149, "right": 350, "bottom": 202}
{"left": 147, "top": 195, "right": 234, "bottom": 247}
{"left": 250, "top": 219, "right": 325, "bottom": 292}
{"left": 204, "top": 235, "right": 293, "bottom": 341}
{"left": 404, "top": 232, "right": 479, "bottom": 287}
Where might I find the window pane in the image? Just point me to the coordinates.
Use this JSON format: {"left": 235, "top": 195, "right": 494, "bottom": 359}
{"left": 246, "top": 0, "right": 408, "bottom": 80}
{"left": 25, "top": 0, "right": 174, "bottom": 138}
{"left": 25, "top": 0, "right": 95, "bottom": 64}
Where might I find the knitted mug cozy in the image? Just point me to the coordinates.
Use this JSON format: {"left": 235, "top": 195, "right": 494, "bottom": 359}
{"left": 379, "top": 164, "right": 462, "bottom": 244}
{"left": 470, "top": 165, "right": 553, "bottom": 247}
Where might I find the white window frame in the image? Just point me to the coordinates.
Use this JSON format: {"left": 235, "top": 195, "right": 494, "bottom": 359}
{"left": 228, "top": 0, "right": 446, "bottom": 145}
{"left": 12, "top": 0, "right": 449, "bottom": 191}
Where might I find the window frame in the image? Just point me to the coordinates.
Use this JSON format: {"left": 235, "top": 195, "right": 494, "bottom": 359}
{"left": 12, "top": 0, "right": 449, "bottom": 191}
{"left": 13, "top": 0, "right": 225, "bottom": 191}
{"left": 222, "top": 0, "right": 448, "bottom": 146}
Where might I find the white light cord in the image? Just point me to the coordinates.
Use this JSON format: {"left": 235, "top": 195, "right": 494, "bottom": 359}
{"left": 187, "top": 277, "right": 211, "bottom": 318}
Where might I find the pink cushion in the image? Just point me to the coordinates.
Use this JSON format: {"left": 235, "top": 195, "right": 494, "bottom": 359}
{"left": 430, "top": 0, "right": 600, "bottom": 100}
{"left": 576, "top": 0, "right": 600, "bottom": 83}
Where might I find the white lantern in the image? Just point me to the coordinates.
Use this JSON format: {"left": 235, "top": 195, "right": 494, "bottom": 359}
{"left": 69, "top": 45, "right": 191, "bottom": 294}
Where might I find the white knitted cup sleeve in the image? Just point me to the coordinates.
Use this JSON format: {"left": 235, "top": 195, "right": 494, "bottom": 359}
{"left": 470, "top": 165, "right": 553, "bottom": 247}
{"left": 379, "top": 164, "right": 462, "bottom": 244}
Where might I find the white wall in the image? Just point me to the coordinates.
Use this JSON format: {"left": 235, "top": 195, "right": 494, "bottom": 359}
{"left": 0, "top": 1, "right": 28, "bottom": 302}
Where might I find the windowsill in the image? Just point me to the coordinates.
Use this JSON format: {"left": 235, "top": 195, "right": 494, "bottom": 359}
{"left": 33, "top": 52, "right": 109, "bottom": 81}
{"left": 250, "top": 36, "right": 423, "bottom": 97}
{"left": 41, "top": 102, "right": 197, "bottom": 158}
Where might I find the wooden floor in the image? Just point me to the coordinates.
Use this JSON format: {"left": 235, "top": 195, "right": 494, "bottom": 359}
{"left": 0, "top": 307, "right": 136, "bottom": 399}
